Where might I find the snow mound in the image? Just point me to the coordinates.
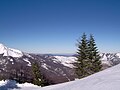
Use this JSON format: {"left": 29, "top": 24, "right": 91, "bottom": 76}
{"left": 0, "top": 80, "right": 40, "bottom": 90}
{"left": 17, "top": 82, "right": 40, "bottom": 88}
{"left": 0, "top": 43, "right": 23, "bottom": 57}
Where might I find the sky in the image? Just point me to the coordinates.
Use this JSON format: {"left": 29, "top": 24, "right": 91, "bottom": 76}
{"left": 0, "top": 0, "right": 120, "bottom": 54}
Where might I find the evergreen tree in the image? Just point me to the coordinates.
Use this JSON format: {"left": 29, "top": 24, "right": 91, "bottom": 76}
{"left": 75, "top": 33, "right": 90, "bottom": 79}
{"left": 32, "top": 62, "right": 45, "bottom": 86}
{"left": 88, "top": 34, "right": 102, "bottom": 74}
{"left": 75, "top": 33, "right": 102, "bottom": 79}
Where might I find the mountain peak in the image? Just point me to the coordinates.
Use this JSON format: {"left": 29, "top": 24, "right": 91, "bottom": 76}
{"left": 116, "top": 53, "right": 120, "bottom": 58}
{"left": 0, "top": 43, "right": 23, "bottom": 57}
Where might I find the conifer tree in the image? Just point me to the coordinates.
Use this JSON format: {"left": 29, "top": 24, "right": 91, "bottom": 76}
{"left": 75, "top": 33, "right": 102, "bottom": 79}
{"left": 88, "top": 34, "right": 102, "bottom": 74}
{"left": 75, "top": 33, "right": 90, "bottom": 79}
{"left": 32, "top": 62, "right": 45, "bottom": 86}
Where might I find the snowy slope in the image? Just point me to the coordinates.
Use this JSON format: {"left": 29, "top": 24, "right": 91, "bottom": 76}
{"left": 53, "top": 56, "right": 76, "bottom": 68}
{"left": 39, "top": 63, "right": 120, "bottom": 90}
{"left": 0, "top": 43, "right": 23, "bottom": 57}
{"left": 1, "top": 63, "right": 120, "bottom": 90}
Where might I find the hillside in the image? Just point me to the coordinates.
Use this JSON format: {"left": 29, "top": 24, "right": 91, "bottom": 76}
{"left": 39, "top": 63, "right": 120, "bottom": 90}
{"left": 0, "top": 43, "right": 120, "bottom": 85}
{"left": 1, "top": 63, "right": 120, "bottom": 90}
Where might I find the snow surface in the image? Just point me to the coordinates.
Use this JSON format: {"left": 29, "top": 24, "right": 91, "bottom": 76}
{"left": 0, "top": 80, "right": 40, "bottom": 90}
{"left": 39, "top": 63, "right": 120, "bottom": 90}
{"left": 23, "top": 58, "right": 31, "bottom": 66}
{"left": 116, "top": 53, "right": 120, "bottom": 58}
{"left": 41, "top": 63, "right": 49, "bottom": 70}
{"left": 10, "top": 58, "right": 14, "bottom": 64}
{"left": 53, "top": 56, "right": 76, "bottom": 68}
{"left": 0, "top": 43, "right": 23, "bottom": 57}
{"left": 100, "top": 53, "right": 108, "bottom": 60}
{"left": 52, "top": 53, "right": 120, "bottom": 68}
{"left": 100, "top": 53, "right": 111, "bottom": 66}
{"left": 1, "top": 63, "right": 120, "bottom": 90}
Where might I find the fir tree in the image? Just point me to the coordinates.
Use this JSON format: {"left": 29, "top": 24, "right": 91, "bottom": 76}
{"left": 32, "top": 62, "right": 45, "bottom": 86}
{"left": 75, "top": 33, "right": 102, "bottom": 79}
{"left": 88, "top": 34, "right": 102, "bottom": 74}
{"left": 75, "top": 33, "right": 90, "bottom": 79}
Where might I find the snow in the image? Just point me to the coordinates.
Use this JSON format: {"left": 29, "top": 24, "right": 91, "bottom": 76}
{"left": 23, "top": 58, "right": 31, "bottom": 66}
{"left": 10, "top": 59, "right": 13, "bottom": 62}
{"left": 100, "top": 53, "right": 108, "bottom": 60}
{"left": 17, "top": 83, "right": 40, "bottom": 88}
{"left": 10, "top": 59, "right": 14, "bottom": 64}
{"left": 24, "top": 53, "right": 35, "bottom": 59}
{"left": 99, "top": 53, "right": 120, "bottom": 66}
{"left": 53, "top": 54, "right": 118, "bottom": 68}
{"left": 100, "top": 53, "right": 111, "bottom": 65}
{"left": 41, "top": 63, "right": 48, "bottom": 70}
{"left": 0, "top": 43, "right": 23, "bottom": 57}
{"left": 1, "top": 63, "right": 120, "bottom": 90}
{"left": 116, "top": 53, "right": 120, "bottom": 58}
{"left": 0, "top": 80, "right": 40, "bottom": 90}
{"left": 53, "top": 56, "right": 76, "bottom": 68}
{"left": 39, "top": 63, "right": 120, "bottom": 90}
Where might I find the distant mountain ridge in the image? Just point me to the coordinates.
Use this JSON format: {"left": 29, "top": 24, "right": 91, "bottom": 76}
{"left": 100, "top": 53, "right": 120, "bottom": 67}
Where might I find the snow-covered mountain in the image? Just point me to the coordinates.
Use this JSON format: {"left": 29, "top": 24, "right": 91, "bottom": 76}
{"left": 0, "top": 43, "right": 120, "bottom": 85}
{"left": 0, "top": 43, "right": 76, "bottom": 84}
{"left": 0, "top": 43, "right": 23, "bottom": 57}
{"left": 52, "top": 56, "right": 76, "bottom": 68}
{"left": 52, "top": 53, "right": 120, "bottom": 69}
{"left": 100, "top": 53, "right": 120, "bottom": 68}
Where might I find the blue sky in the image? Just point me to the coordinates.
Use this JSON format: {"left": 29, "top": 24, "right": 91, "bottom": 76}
{"left": 0, "top": 0, "right": 120, "bottom": 54}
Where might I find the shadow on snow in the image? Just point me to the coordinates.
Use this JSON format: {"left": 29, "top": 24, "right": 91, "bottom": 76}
{"left": 0, "top": 80, "right": 20, "bottom": 90}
